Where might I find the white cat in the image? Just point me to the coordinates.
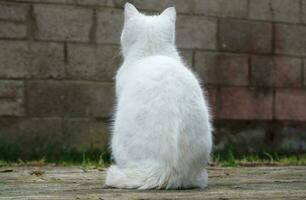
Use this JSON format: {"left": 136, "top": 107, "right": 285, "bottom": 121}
{"left": 105, "top": 3, "right": 213, "bottom": 189}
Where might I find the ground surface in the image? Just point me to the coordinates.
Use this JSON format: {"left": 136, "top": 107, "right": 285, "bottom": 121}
{"left": 0, "top": 166, "right": 305, "bottom": 200}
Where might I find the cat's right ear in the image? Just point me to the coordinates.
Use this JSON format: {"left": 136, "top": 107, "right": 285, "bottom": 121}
{"left": 124, "top": 3, "right": 139, "bottom": 22}
{"left": 160, "top": 7, "right": 176, "bottom": 23}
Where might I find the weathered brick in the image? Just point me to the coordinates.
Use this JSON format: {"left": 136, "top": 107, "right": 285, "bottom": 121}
{"left": 188, "top": 0, "right": 248, "bottom": 17}
{"left": 0, "top": 41, "right": 24, "bottom": 78}
{"left": 23, "top": 43, "right": 65, "bottom": 79}
{"left": 0, "top": 81, "right": 24, "bottom": 116}
{"left": 219, "top": 87, "right": 273, "bottom": 120}
{"left": 64, "top": 82, "right": 115, "bottom": 118}
{"left": 0, "top": 100, "right": 24, "bottom": 116}
{"left": 0, "top": 22, "right": 27, "bottom": 39}
{"left": 0, "top": 100, "right": 23, "bottom": 116}
{"left": 275, "top": 89, "right": 306, "bottom": 121}
{"left": 67, "top": 44, "right": 120, "bottom": 82}
{"left": 76, "top": 0, "right": 108, "bottom": 6}
{"left": 215, "top": 121, "right": 268, "bottom": 153}
{"left": 275, "top": 24, "right": 306, "bottom": 56}
{"left": 250, "top": 56, "right": 274, "bottom": 87}
{"left": 278, "top": 123, "right": 306, "bottom": 152}
{"left": 0, "top": 81, "right": 23, "bottom": 98}
{"left": 195, "top": 52, "right": 248, "bottom": 86}
{"left": 302, "top": 0, "right": 306, "bottom": 24}
{"left": 0, "top": 118, "right": 63, "bottom": 158}
{"left": 304, "top": 60, "right": 306, "bottom": 86}
{"left": 204, "top": 86, "right": 218, "bottom": 117}
{"left": 179, "top": 50, "right": 193, "bottom": 68}
{"left": 274, "top": 57, "right": 302, "bottom": 87}
{"left": 96, "top": 8, "right": 123, "bottom": 44}
{"left": 0, "top": 41, "right": 65, "bottom": 79}
{"left": 219, "top": 20, "right": 272, "bottom": 53}
{"left": 62, "top": 119, "right": 110, "bottom": 151}
{"left": 0, "top": 3, "right": 29, "bottom": 21}
{"left": 14, "top": 0, "right": 74, "bottom": 3}
{"left": 26, "top": 81, "right": 65, "bottom": 117}
{"left": 26, "top": 81, "right": 115, "bottom": 117}
{"left": 249, "top": 0, "right": 300, "bottom": 23}
{"left": 109, "top": 0, "right": 248, "bottom": 17}
{"left": 177, "top": 16, "right": 216, "bottom": 49}
{"left": 34, "top": 5, "right": 92, "bottom": 42}
{"left": 214, "top": 121, "right": 306, "bottom": 153}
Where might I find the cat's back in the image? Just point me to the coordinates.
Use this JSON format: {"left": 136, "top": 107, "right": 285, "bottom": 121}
{"left": 115, "top": 55, "right": 205, "bottom": 116}
{"left": 121, "top": 55, "right": 198, "bottom": 90}
{"left": 134, "top": 55, "right": 185, "bottom": 75}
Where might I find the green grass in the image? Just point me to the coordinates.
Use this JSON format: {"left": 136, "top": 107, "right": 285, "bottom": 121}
{"left": 1, "top": 151, "right": 306, "bottom": 168}
{"left": 0, "top": 160, "right": 8, "bottom": 167}
{"left": 0, "top": 158, "right": 110, "bottom": 168}
{"left": 212, "top": 152, "right": 306, "bottom": 167}
{"left": 0, "top": 151, "right": 111, "bottom": 168}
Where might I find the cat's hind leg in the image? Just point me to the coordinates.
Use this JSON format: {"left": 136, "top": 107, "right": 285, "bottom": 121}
{"left": 105, "top": 162, "right": 171, "bottom": 189}
{"left": 188, "top": 169, "right": 208, "bottom": 189}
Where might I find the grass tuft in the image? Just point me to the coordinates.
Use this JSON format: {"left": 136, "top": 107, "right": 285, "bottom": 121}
{"left": 211, "top": 151, "right": 306, "bottom": 167}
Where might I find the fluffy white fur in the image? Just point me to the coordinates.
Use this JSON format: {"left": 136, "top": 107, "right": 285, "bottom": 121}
{"left": 105, "top": 3, "right": 213, "bottom": 189}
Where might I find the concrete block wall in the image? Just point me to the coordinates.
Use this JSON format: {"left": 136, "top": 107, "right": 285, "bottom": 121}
{"left": 0, "top": 0, "right": 306, "bottom": 159}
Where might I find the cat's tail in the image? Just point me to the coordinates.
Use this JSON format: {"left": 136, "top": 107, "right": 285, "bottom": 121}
{"left": 105, "top": 161, "right": 172, "bottom": 189}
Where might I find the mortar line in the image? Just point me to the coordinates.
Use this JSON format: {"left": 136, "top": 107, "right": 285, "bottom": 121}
{"left": 89, "top": 7, "right": 97, "bottom": 45}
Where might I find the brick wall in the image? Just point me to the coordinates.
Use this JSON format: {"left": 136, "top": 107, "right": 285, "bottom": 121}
{"left": 0, "top": 0, "right": 306, "bottom": 159}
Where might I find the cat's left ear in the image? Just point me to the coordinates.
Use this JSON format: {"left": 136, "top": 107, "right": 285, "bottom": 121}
{"left": 124, "top": 3, "right": 139, "bottom": 22}
{"left": 160, "top": 7, "right": 176, "bottom": 23}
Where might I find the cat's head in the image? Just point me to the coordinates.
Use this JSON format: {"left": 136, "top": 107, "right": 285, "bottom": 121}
{"left": 121, "top": 3, "right": 176, "bottom": 57}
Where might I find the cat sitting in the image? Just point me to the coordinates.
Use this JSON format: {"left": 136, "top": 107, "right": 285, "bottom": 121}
{"left": 105, "top": 3, "right": 213, "bottom": 190}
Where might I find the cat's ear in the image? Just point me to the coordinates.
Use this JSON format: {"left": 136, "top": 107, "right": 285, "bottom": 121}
{"left": 160, "top": 7, "right": 176, "bottom": 23}
{"left": 124, "top": 3, "right": 139, "bottom": 22}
